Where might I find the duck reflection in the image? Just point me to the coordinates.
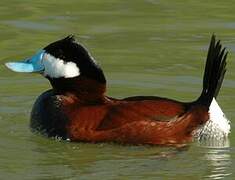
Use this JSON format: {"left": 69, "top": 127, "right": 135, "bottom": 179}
{"left": 198, "top": 138, "right": 232, "bottom": 179}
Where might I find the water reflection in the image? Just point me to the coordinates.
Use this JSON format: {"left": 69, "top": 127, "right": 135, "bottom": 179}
{"left": 198, "top": 138, "right": 232, "bottom": 179}
{"left": 198, "top": 138, "right": 230, "bottom": 148}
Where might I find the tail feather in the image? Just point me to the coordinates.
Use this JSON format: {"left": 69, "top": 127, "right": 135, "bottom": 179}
{"left": 214, "top": 52, "right": 227, "bottom": 98}
{"left": 197, "top": 35, "right": 228, "bottom": 107}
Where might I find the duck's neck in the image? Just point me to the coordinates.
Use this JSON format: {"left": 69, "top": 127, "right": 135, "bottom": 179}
{"left": 48, "top": 76, "right": 107, "bottom": 104}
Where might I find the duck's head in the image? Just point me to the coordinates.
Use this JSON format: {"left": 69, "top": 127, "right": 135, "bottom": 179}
{"left": 6, "top": 36, "right": 106, "bottom": 96}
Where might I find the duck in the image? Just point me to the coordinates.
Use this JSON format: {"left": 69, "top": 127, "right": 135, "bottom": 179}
{"left": 5, "top": 34, "right": 230, "bottom": 145}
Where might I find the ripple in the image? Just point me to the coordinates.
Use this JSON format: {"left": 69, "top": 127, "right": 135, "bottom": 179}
{"left": 203, "top": 147, "right": 232, "bottom": 179}
{"left": 3, "top": 20, "right": 61, "bottom": 31}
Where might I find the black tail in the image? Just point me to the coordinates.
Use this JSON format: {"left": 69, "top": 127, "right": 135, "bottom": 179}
{"left": 197, "top": 34, "right": 228, "bottom": 107}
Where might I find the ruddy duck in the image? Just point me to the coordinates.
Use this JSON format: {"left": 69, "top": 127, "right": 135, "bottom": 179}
{"left": 5, "top": 35, "right": 230, "bottom": 145}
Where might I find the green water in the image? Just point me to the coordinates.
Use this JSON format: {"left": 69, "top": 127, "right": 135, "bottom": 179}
{"left": 0, "top": 0, "right": 235, "bottom": 179}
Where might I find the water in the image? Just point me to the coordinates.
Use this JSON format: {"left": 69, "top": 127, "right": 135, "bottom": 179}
{"left": 0, "top": 0, "right": 235, "bottom": 179}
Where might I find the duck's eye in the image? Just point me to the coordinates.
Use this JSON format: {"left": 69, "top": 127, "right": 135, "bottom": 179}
{"left": 26, "top": 59, "right": 31, "bottom": 63}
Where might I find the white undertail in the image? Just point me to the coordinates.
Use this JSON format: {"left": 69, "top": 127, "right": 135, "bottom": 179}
{"left": 195, "top": 98, "right": 230, "bottom": 140}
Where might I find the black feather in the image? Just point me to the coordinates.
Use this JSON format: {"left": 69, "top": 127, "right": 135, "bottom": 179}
{"left": 197, "top": 35, "right": 228, "bottom": 107}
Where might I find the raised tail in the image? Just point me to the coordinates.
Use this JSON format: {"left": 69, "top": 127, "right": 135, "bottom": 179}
{"left": 197, "top": 35, "right": 228, "bottom": 107}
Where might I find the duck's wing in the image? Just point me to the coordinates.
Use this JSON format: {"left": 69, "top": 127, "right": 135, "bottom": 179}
{"left": 92, "top": 99, "right": 208, "bottom": 145}
{"left": 98, "top": 97, "right": 189, "bottom": 130}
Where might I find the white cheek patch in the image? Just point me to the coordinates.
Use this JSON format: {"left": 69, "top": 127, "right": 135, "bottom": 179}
{"left": 42, "top": 53, "right": 80, "bottom": 78}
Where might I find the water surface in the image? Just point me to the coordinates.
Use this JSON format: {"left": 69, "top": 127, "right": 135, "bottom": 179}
{"left": 0, "top": 0, "right": 235, "bottom": 179}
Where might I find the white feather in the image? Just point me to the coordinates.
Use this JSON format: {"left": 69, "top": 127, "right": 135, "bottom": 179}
{"left": 42, "top": 53, "right": 80, "bottom": 78}
{"left": 195, "top": 98, "right": 230, "bottom": 140}
{"left": 209, "top": 98, "right": 230, "bottom": 135}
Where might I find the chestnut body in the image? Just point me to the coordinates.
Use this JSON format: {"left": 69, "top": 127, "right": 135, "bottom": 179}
{"left": 31, "top": 77, "right": 208, "bottom": 145}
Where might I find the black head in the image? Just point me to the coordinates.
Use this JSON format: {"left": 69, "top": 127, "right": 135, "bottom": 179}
{"left": 42, "top": 35, "right": 106, "bottom": 83}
